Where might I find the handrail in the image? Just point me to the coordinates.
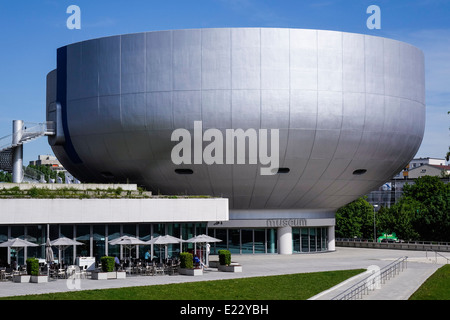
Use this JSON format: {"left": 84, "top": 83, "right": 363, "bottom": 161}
{"left": 0, "top": 121, "right": 54, "bottom": 152}
{"left": 331, "top": 256, "right": 408, "bottom": 300}
{"left": 337, "top": 238, "right": 450, "bottom": 246}
{"left": 426, "top": 249, "right": 450, "bottom": 264}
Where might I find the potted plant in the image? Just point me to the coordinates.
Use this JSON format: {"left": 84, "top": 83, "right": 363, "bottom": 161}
{"left": 12, "top": 259, "right": 31, "bottom": 283}
{"left": 92, "top": 256, "right": 125, "bottom": 280}
{"left": 28, "top": 258, "right": 48, "bottom": 283}
{"left": 179, "top": 252, "right": 202, "bottom": 276}
{"left": 218, "top": 250, "right": 242, "bottom": 272}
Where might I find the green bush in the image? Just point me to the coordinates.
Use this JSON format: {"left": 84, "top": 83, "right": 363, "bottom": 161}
{"left": 180, "top": 252, "right": 193, "bottom": 269}
{"left": 100, "top": 256, "right": 115, "bottom": 272}
{"left": 26, "top": 258, "right": 39, "bottom": 276}
{"left": 218, "top": 250, "right": 231, "bottom": 266}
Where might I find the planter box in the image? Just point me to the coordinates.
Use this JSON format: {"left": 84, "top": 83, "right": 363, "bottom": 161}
{"left": 91, "top": 272, "right": 108, "bottom": 280}
{"left": 218, "top": 264, "right": 242, "bottom": 273}
{"left": 92, "top": 271, "right": 126, "bottom": 280}
{"left": 179, "top": 268, "right": 203, "bottom": 276}
{"left": 31, "top": 275, "right": 48, "bottom": 283}
{"left": 13, "top": 274, "right": 31, "bottom": 283}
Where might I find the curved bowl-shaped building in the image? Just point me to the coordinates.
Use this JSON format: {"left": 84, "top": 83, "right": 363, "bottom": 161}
{"left": 46, "top": 28, "right": 425, "bottom": 211}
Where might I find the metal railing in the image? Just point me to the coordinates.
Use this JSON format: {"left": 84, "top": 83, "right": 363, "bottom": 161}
{"left": 426, "top": 250, "right": 450, "bottom": 264}
{"left": 0, "top": 121, "right": 54, "bottom": 152}
{"left": 336, "top": 238, "right": 450, "bottom": 252}
{"left": 337, "top": 238, "right": 450, "bottom": 246}
{"left": 332, "top": 256, "right": 408, "bottom": 300}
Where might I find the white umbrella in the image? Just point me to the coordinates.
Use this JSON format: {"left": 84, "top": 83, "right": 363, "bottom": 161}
{"left": 146, "top": 235, "right": 184, "bottom": 263}
{"left": 0, "top": 237, "right": 39, "bottom": 248}
{"left": 0, "top": 238, "right": 38, "bottom": 270}
{"left": 50, "top": 237, "right": 83, "bottom": 266}
{"left": 108, "top": 236, "right": 147, "bottom": 260}
{"left": 186, "top": 234, "right": 222, "bottom": 244}
{"left": 108, "top": 235, "right": 147, "bottom": 246}
{"left": 186, "top": 234, "right": 222, "bottom": 267}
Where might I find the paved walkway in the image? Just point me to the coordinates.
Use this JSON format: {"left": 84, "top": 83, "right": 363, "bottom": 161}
{"left": 0, "top": 247, "right": 446, "bottom": 299}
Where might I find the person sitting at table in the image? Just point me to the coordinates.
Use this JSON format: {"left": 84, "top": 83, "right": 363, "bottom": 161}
{"left": 114, "top": 255, "right": 121, "bottom": 271}
{"left": 193, "top": 255, "right": 200, "bottom": 268}
{"left": 144, "top": 249, "right": 151, "bottom": 261}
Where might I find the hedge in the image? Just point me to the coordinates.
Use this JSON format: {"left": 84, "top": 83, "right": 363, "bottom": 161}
{"left": 180, "top": 252, "right": 193, "bottom": 269}
{"left": 100, "top": 256, "right": 115, "bottom": 272}
{"left": 218, "top": 249, "right": 231, "bottom": 266}
{"left": 26, "top": 258, "right": 39, "bottom": 276}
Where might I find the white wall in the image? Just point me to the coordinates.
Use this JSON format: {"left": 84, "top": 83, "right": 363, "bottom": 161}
{"left": 0, "top": 198, "right": 229, "bottom": 225}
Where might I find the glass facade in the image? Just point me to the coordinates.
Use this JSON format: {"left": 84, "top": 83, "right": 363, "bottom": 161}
{"left": 208, "top": 228, "right": 280, "bottom": 254}
{"left": 209, "top": 227, "right": 328, "bottom": 254}
{"left": 292, "top": 227, "right": 328, "bottom": 253}
{"left": 0, "top": 223, "right": 331, "bottom": 268}
{"left": 0, "top": 223, "right": 206, "bottom": 268}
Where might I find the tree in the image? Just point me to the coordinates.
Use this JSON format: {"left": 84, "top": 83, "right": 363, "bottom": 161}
{"left": 0, "top": 171, "right": 12, "bottom": 182}
{"left": 378, "top": 176, "right": 449, "bottom": 242}
{"left": 377, "top": 198, "right": 421, "bottom": 241}
{"left": 447, "top": 111, "right": 449, "bottom": 161}
{"left": 403, "top": 176, "right": 450, "bottom": 241}
{"left": 335, "top": 197, "right": 374, "bottom": 239}
{"left": 27, "top": 164, "right": 65, "bottom": 183}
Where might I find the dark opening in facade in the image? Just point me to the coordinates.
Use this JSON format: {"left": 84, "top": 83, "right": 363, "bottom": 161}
{"left": 352, "top": 169, "right": 367, "bottom": 175}
{"left": 277, "top": 168, "right": 290, "bottom": 174}
{"left": 175, "top": 169, "right": 194, "bottom": 175}
{"left": 101, "top": 172, "right": 114, "bottom": 179}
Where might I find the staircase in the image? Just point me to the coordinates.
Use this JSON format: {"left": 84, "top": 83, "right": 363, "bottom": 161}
{"left": 0, "top": 121, "right": 55, "bottom": 174}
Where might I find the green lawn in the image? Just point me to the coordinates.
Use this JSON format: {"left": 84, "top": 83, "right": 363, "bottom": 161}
{"left": 409, "top": 264, "right": 450, "bottom": 300}
{"left": 1, "top": 269, "right": 364, "bottom": 300}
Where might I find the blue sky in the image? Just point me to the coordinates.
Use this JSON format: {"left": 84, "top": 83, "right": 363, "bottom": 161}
{"left": 0, "top": 0, "right": 449, "bottom": 165}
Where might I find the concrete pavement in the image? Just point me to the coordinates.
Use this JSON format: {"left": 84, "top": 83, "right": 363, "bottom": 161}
{"left": 0, "top": 247, "right": 446, "bottom": 299}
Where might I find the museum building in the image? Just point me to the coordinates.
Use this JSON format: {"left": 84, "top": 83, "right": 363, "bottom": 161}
{"left": 0, "top": 28, "right": 425, "bottom": 265}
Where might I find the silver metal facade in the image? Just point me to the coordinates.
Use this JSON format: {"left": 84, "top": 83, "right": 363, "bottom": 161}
{"left": 46, "top": 28, "right": 426, "bottom": 211}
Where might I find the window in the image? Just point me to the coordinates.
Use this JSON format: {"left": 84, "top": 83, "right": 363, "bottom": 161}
{"left": 228, "top": 229, "right": 240, "bottom": 254}
{"left": 60, "top": 225, "right": 74, "bottom": 265}
{"left": 76, "top": 225, "right": 90, "bottom": 257}
{"left": 93, "top": 225, "right": 105, "bottom": 262}
{"left": 292, "top": 228, "right": 300, "bottom": 253}
{"left": 241, "top": 229, "right": 253, "bottom": 254}
{"left": 310, "top": 228, "right": 317, "bottom": 252}
{"left": 254, "top": 229, "right": 266, "bottom": 254}
{"left": 301, "top": 228, "right": 309, "bottom": 253}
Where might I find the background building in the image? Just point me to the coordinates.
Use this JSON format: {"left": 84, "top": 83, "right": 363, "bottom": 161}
{"left": 29, "top": 154, "right": 63, "bottom": 169}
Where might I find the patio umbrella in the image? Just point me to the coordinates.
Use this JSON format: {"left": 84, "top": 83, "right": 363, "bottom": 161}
{"left": 108, "top": 235, "right": 147, "bottom": 260}
{"left": 45, "top": 238, "right": 54, "bottom": 279}
{"left": 50, "top": 237, "right": 83, "bottom": 266}
{"left": 45, "top": 238, "right": 54, "bottom": 263}
{"left": 146, "top": 235, "right": 185, "bottom": 263}
{"left": 186, "top": 234, "right": 222, "bottom": 266}
{"left": 186, "top": 234, "right": 222, "bottom": 244}
{"left": 0, "top": 238, "right": 38, "bottom": 269}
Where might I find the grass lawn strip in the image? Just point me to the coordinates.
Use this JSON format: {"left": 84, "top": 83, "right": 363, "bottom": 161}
{"left": 1, "top": 269, "right": 365, "bottom": 300}
{"left": 409, "top": 264, "right": 450, "bottom": 300}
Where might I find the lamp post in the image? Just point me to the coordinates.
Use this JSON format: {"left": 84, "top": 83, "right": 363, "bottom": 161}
{"left": 373, "top": 204, "right": 379, "bottom": 242}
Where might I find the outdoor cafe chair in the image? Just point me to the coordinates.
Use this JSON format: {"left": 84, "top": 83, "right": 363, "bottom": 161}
{"left": 57, "top": 268, "right": 66, "bottom": 279}
{"left": 0, "top": 268, "right": 11, "bottom": 281}
{"left": 154, "top": 263, "right": 165, "bottom": 275}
